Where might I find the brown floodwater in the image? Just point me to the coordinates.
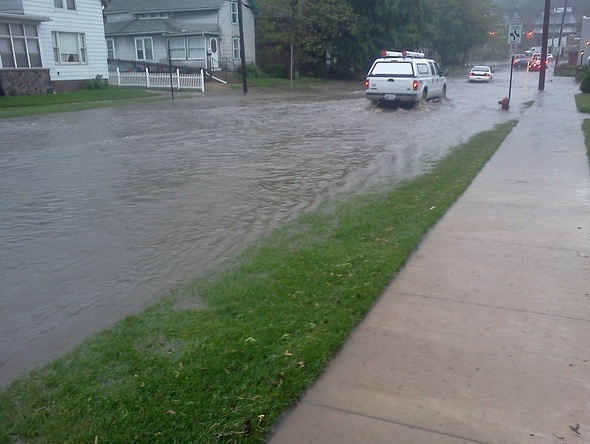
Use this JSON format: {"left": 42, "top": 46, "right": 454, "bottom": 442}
{"left": 0, "top": 65, "right": 531, "bottom": 385}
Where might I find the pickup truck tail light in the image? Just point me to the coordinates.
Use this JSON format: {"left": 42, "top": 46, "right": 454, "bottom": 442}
{"left": 364, "top": 79, "right": 369, "bottom": 89}
{"left": 412, "top": 80, "right": 419, "bottom": 90}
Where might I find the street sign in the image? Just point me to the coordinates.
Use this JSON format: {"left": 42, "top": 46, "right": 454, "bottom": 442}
{"left": 508, "top": 21, "right": 523, "bottom": 45}
{"left": 510, "top": 44, "right": 517, "bottom": 54}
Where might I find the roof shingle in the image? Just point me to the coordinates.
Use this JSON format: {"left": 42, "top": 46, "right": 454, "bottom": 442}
{"left": 104, "top": 0, "right": 259, "bottom": 15}
{"left": 105, "top": 0, "right": 224, "bottom": 14}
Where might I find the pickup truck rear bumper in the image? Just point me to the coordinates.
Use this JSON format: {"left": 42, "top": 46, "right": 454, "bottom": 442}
{"left": 365, "top": 91, "right": 419, "bottom": 103}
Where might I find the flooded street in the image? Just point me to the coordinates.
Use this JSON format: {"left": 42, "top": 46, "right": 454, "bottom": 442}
{"left": 1, "top": 64, "right": 533, "bottom": 385}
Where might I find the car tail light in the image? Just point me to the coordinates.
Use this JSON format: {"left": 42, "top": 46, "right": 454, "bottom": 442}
{"left": 412, "top": 80, "right": 419, "bottom": 90}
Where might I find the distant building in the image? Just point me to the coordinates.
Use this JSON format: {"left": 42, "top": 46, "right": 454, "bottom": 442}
{"left": 529, "top": 8, "right": 578, "bottom": 36}
{"left": 103, "top": 0, "right": 259, "bottom": 73}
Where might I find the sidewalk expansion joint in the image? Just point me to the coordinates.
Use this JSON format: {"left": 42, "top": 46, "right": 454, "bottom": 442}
{"left": 305, "top": 400, "right": 495, "bottom": 444}
{"left": 397, "top": 291, "right": 590, "bottom": 324}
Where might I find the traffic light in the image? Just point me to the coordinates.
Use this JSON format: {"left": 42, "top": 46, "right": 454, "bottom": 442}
{"left": 489, "top": 31, "right": 496, "bottom": 37}
{"left": 526, "top": 30, "right": 533, "bottom": 38}
{"left": 585, "top": 40, "right": 590, "bottom": 46}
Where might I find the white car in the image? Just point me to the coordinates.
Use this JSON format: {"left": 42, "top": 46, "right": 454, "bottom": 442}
{"left": 468, "top": 65, "right": 493, "bottom": 82}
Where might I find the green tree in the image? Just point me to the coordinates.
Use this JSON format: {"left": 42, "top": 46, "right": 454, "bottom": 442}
{"left": 345, "top": 0, "right": 437, "bottom": 63}
{"left": 256, "top": 0, "right": 501, "bottom": 76}
{"left": 433, "top": 0, "right": 502, "bottom": 66}
{"left": 256, "top": 0, "right": 359, "bottom": 77}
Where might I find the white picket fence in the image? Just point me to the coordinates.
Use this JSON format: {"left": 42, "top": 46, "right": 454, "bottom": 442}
{"left": 109, "top": 67, "right": 205, "bottom": 92}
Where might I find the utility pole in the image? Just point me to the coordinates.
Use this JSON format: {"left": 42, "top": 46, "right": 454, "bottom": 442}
{"left": 539, "top": 0, "right": 551, "bottom": 91}
{"left": 554, "top": 0, "right": 568, "bottom": 67}
{"left": 238, "top": 0, "right": 248, "bottom": 93}
{"left": 167, "top": 38, "right": 174, "bottom": 100}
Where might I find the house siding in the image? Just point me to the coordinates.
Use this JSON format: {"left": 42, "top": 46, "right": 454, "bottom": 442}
{"left": 21, "top": 0, "right": 109, "bottom": 83}
{"left": 218, "top": 1, "right": 255, "bottom": 68}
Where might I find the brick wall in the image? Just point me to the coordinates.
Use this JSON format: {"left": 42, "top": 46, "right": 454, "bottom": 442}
{"left": 0, "top": 69, "right": 51, "bottom": 96}
{"left": 50, "top": 80, "right": 86, "bottom": 92}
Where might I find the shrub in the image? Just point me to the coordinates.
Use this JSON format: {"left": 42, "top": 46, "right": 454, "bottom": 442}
{"left": 580, "top": 72, "right": 590, "bottom": 93}
{"left": 576, "top": 65, "right": 589, "bottom": 83}
{"left": 84, "top": 75, "right": 108, "bottom": 90}
{"left": 235, "top": 63, "right": 269, "bottom": 79}
{"left": 554, "top": 63, "right": 579, "bottom": 77}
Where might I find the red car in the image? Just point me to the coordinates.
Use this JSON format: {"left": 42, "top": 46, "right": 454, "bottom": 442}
{"left": 528, "top": 57, "right": 549, "bottom": 71}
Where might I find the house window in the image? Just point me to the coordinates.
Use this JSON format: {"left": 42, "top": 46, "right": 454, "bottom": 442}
{"left": 0, "top": 22, "right": 42, "bottom": 68}
{"left": 135, "top": 37, "right": 153, "bottom": 60}
{"left": 52, "top": 31, "right": 87, "bottom": 64}
{"left": 187, "top": 37, "right": 205, "bottom": 60}
{"left": 230, "top": 2, "right": 238, "bottom": 24}
{"left": 139, "top": 12, "right": 169, "bottom": 19}
{"left": 168, "top": 36, "right": 206, "bottom": 61}
{"left": 54, "top": 0, "right": 76, "bottom": 11}
{"left": 106, "top": 38, "right": 115, "bottom": 59}
{"left": 169, "top": 37, "right": 186, "bottom": 60}
{"left": 232, "top": 37, "right": 240, "bottom": 60}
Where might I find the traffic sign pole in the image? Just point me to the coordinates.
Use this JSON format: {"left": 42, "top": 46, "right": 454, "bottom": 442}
{"left": 502, "top": 21, "right": 523, "bottom": 110}
{"left": 509, "top": 56, "right": 514, "bottom": 101}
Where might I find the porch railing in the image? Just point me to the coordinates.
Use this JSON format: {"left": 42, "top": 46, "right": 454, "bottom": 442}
{"left": 109, "top": 67, "right": 205, "bottom": 92}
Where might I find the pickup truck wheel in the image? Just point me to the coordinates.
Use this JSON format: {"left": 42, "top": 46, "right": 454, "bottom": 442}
{"left": 420, "top": 89, "right": 428, "bottom": 104}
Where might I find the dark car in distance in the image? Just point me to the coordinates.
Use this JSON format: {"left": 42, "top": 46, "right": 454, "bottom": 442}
{"left": 512, "top": 54, "right": 528, "bottom": 69}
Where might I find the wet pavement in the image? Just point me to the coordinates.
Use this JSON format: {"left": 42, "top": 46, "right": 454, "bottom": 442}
{"left": 1, "top": 64, "right": 531, "bottom": 386}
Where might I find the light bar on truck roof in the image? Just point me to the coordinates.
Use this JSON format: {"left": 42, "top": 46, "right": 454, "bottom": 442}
{"left": 380, "top": 50, "right": 425, "bottom": 59}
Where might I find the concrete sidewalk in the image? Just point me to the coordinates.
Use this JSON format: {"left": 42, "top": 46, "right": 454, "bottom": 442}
{"left": 268, "top": 76, "right": 590, "bottom": 443}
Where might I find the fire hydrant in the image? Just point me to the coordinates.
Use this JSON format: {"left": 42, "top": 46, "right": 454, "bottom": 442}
{"left": 498, "top": 97, "right": 510, "bottom": 110}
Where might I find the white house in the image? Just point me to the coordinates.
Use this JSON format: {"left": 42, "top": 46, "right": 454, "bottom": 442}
{"left": 103, "top": 0, "right": 259, "bottom": 73}
{"left": 0, "top": 0, "right": 109, "bottom": 94}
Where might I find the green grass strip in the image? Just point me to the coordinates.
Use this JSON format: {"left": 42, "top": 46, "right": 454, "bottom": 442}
{"left": 0, "top": 120, "right": 518, "bottom": 444}
{"left": 0, "top": 88, "right": 162, "bottom": 118}
{"left": 575, "top": 93, "right": 590, "bottom": 113}
{"left": 582, "top": 119, "right": 590, "bottom": 169}
{"left": 235, "top": 77, "right": 327, "bottom": 88}
{"left": 574, "top": 93, "right": 590, "bottom": 169}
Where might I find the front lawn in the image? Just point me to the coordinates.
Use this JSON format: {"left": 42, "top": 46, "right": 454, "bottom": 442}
{"left": 0, "top": 87, "right": 161, "bottom": 118}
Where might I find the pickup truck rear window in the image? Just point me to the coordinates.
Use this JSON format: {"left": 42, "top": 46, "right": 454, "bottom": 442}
{"left": 369, "top": 61, "right": 414, "bottom": 77}
{"left": 416, "top": 63, "right": 429, "bottom": 74}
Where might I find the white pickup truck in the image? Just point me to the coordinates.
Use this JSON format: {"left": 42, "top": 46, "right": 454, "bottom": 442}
{"left": 364, "top": 50, "right": 447, "bottom": 106}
